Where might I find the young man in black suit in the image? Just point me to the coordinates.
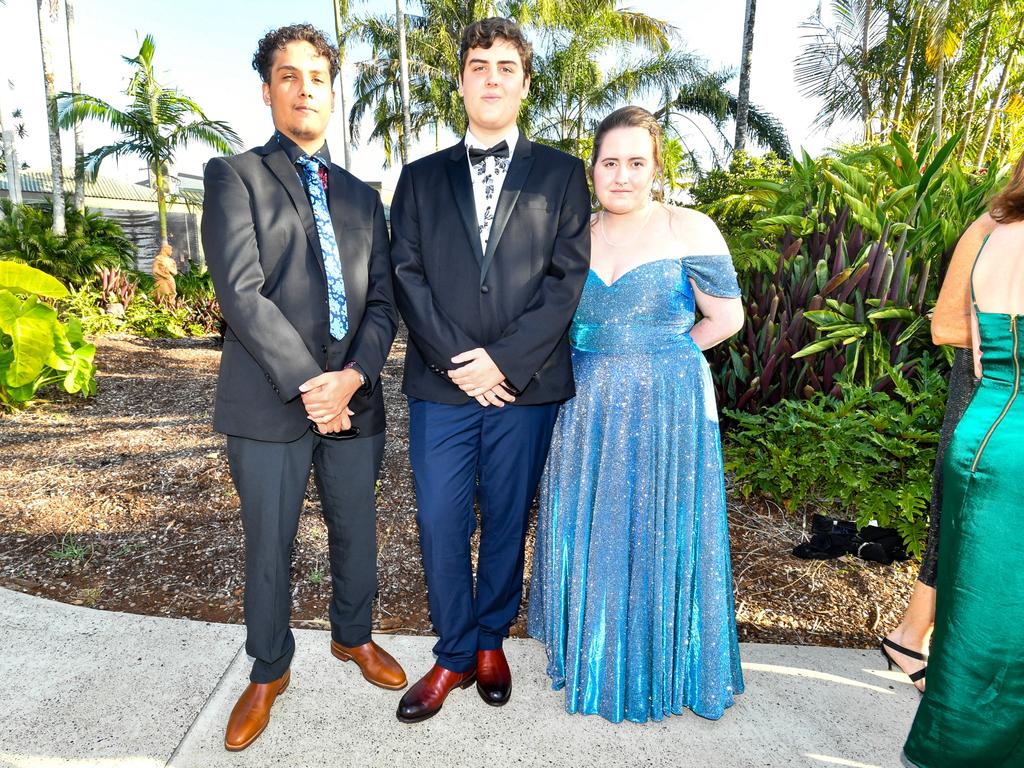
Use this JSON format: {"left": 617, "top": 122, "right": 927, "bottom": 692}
{"left": 390, "top": 17, "right": 591, "bottom": 723}
{"left": 202, "top": 24, "right": 405, "bottom": 751}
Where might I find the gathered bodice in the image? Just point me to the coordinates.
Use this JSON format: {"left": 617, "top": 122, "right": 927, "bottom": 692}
{"left": 570, "top": 255, "right": 740, "bottom": 353}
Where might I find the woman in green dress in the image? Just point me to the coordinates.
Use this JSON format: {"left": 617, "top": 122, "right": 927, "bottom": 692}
{"left": 904, "top": 154, "right": 1024, "bottom": 766}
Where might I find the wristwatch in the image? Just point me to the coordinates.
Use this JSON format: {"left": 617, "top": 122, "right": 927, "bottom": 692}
{"left": 343, "top": 361, "right": 367, "bottom": 388}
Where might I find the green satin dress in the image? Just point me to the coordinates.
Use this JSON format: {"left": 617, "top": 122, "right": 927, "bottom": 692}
{"left": 904, "top": 255, "right": 1024, "bottom": 766}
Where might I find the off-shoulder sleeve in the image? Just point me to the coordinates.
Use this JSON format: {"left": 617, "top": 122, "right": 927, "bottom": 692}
{"left": 683, "top": 253, "right": 741, "bottom": 298}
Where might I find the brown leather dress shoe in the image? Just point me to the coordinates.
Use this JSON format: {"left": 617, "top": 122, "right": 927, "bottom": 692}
{"left": 476, "top": 649, "right": 512, "bottom": 706}
{"left": 330, "top": 639, "right": 407, "bottom": 690}
{"left": 224, "top": 669, "right": 290, "bottom": 752}
{"left": 396, "top": 663, "right": 476, "bottom": 723}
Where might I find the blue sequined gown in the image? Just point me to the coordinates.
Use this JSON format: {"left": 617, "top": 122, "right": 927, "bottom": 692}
{"left": 528, "top": 255, "right": 744, "bottom": 723}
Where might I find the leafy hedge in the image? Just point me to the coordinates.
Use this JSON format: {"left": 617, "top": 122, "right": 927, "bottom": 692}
{"left": 723, "top": 359, "right": 947, "bottom": 556}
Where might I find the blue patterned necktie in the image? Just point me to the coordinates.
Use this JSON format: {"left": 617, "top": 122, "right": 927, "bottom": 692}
{"left": 296, "top": 155, "right": 348, "bottom": 339}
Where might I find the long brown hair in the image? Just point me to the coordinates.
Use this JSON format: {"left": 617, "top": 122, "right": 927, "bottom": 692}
{"left": 591, "top": 106, "right": 665, "bottom": 202}
{"left": 990, "top": 151, "right": 1024, "bottom": 223}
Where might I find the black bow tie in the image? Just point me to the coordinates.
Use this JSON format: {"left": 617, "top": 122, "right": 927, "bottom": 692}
{"left": 468, "top": 140, "right": 510, "bottom": 166}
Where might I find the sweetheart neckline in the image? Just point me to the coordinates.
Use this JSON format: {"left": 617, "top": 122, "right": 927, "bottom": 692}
{"left": 588, "top": 257, "right": 684, "bottom": 288}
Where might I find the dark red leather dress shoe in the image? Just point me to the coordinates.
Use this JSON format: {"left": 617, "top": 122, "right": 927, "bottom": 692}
{"left": 224, "top": 669, "right": 290, "bottom": 751}
{"left": 331, "top": 639, "right": 408, "bottom": 690}
{"left": 476, "top": 649, "right": 512, "bottom": 706}
{"left": 395, "top": 663, "right": 476, "bottom": 723}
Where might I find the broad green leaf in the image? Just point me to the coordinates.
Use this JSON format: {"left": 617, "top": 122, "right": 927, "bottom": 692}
{"left": 0, "top": 261, "right": 69, "bottom": 299}
{"left": 6, "top": 298, "right": 58, "bottom": 387}
{"left": 0, "top": 291, "right": 19, "bottom": 334}
{"left": 793, "top": 337, "right": 839, "bottom": 358}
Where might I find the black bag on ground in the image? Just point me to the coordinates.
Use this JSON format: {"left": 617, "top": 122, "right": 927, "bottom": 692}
{"left": 792, "top": 513, "right": 909, "bottom": 564}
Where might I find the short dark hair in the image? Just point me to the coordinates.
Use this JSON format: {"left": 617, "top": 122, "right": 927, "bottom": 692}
{"left": 252, "top": 24, "right": 340, "bottom": 84}
{"left": 459, "top": 17, "right": 532, "bottom": 80}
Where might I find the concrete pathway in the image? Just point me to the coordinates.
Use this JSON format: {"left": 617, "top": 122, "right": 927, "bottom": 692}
{"left": 0, "top": 587, "right": 920, "bottom": 768}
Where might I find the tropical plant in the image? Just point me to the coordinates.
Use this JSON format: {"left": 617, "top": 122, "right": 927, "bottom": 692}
{"left": 0, "top": 199, "right": 136, "bottom": 285}
{"left": 0, "top": 260, "right": 96, "bottom": 410}
{"left": 349, "top": 0, "right": 789, "bottom": 168}
{"left": 687, "top": 149, "right": 789, "bottom": 264}
{"left": 724, "top": 356, "right": 948, "bottom": 557}
{"left": 57, "top": 35, "right": 241, "bottom": 246}
{"left": 705, "top": 132, "right": 1003, "bottom": 412}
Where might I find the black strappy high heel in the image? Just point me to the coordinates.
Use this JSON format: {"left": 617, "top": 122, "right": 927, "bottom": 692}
{"left": 880, "top": 637, "right": 927, "bottom": 692}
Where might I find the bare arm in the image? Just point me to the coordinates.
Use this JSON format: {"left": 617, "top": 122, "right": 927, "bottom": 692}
{"left": 689, "top": 286, "right": 744, "bottom": 350}
{"left": 932, "top": 213, "right": 997, "bottom": 348}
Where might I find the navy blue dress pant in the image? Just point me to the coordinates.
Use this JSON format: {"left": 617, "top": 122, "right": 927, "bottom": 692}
{"left": 408, "top": 397, "right": 559, "bottom": 672}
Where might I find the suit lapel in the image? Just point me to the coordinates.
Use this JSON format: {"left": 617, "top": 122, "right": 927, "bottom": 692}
{"left": 479, "top": 134, "right": 534, "bottom": 285}
{"left": 262, "top": 142, "right": 324, "bottom": 273}
{"left": 446, "top": 143, "right": 486, "bottom": 267}
{"left": 327, "top": 166, "right": 358, "bottom": 329}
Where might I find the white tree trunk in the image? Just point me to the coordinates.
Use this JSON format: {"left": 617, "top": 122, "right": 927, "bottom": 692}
{"left": 65, "top": 0, "right": 84, "bottom": 213}
{"left": 36, "top": 0, "right": 65, "bottom": 236}
{"left": 332, "top": 0, "right": 353, "bottom": 170}
{"left": 396, "top": 0, "right": 412, "bottom": 164}
{"left": 734, "top": 0, "right": 756, "bottom": 152}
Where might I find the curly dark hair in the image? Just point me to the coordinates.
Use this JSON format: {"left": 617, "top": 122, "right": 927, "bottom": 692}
{"left": 459, "top": 17, "right": 532, "bottom": 80}
{"left": 252, "top": 24, "right": 339, "bottom": 84}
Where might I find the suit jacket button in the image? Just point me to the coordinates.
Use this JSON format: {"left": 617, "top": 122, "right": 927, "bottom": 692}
{"left": 480, "top": 285, "right": 489, "bottom": 294}
{"left": 321, "top": 345, "right": 328, "bottom": 354}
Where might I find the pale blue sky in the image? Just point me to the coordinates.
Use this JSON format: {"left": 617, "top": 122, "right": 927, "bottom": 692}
{"left": 1, "top": 0, "right": 853, "bottom": 188}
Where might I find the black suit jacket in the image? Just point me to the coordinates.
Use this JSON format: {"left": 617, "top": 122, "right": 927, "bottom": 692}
{"left": 202, "top": 136, "right": 397, "bottom": 442}
{"left": 390, "top": 135, "right": 591, "bottom": 405}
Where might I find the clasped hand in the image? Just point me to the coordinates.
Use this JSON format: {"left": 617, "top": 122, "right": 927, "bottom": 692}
{"left": 448, "top": 348, "right": 515, "bottom": 407}
{"left": 299, "top": 368, "right": 362, "bottom": 432}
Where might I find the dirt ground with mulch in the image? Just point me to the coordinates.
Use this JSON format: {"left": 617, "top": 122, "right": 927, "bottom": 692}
{"left": 0, "top": 333, "right": 917, "bottom": 647}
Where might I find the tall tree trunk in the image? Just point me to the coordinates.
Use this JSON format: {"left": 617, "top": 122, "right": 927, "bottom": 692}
{"left": 64, "top": 0, "right": 84, "bottom": 213}
{"left": 957, "top": 3, "right": 995, "bottom": 162}
{"left": 154, "top": 161, "right": 168, "bottom": 245}
{"left": 976, "top": 12, "right": 1024, "bottom": 169}
{"left": 396, "top": 0, "right": 412, "bottom": 164}
{"left": 0, "top": 85, "right": 23, "bottom": 210}
{"left": 734, "top": 0, "right": 756, "bottom": 152}
{"left": 892, "top": 4, "right": 922, "bottom": 135}
{"left": 860, "top": 0, "right": 874, "bottom": 140}
{"left": 36, "top": 0, "right": 65, "bottom": 236}
{"left": 932, "top": 56, "right": 944, "bottom": 141}
{"left": 332, "top": 0, "right": 353, "bottom": 170}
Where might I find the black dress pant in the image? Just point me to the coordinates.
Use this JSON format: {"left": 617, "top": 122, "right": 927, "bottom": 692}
{"left": 227, "top": 429, "right": 384, "bottom": 683}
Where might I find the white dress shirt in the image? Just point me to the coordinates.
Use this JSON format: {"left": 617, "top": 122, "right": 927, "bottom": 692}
{"left": 465, "top": 127, "right": 519, "bottom": 254}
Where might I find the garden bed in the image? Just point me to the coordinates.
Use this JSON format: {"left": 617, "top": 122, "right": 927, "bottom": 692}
{"left": 0, "top": 333, "right": 917, "bottom": 647}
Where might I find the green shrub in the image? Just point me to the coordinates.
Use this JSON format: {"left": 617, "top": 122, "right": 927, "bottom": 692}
{"left": 0, "top": 261, "right": 96, "bottom": 411}
{"left": 0, "top": 199, "right": 136, "bottom": 286}
{"left": 705, "top": 133, "right": 1002, "bottom": 412}
{"left": 723, "top": 357, "right": 947, "bottom": 557}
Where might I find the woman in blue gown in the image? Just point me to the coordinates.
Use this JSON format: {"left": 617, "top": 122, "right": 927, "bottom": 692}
{"left": 528, "top": 106, "right": 746, "bottom": 723}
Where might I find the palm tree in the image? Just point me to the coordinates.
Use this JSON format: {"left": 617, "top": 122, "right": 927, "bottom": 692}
{"left": 332, "top": 0, "right": 354, "bottom": 169}
{"left": 396, "top": 0, "right": 413, "bottom": 163}
{"left": 734, "top": 0, "right": 756, "bottom": 152}
{"left": 64, "top": 0, "right": 85, "bottom": 213}
{"left": 57, "top": 35, "right": 241, "bottom": 248}
{"left": 35, "top": 0, "right": 65, "bottom": 236}
{"left": 975, "top": 7, "right": 1024, "bottom": 167}
{"left": 794, "top": 0, "right": 889, "bottom": 139}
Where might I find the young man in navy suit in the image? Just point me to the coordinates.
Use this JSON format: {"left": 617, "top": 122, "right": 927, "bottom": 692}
{"left": 202, "top": 25, "right": 405, "bottom": 750}
{"left": 390, "top": 17, "right": 591, "bottom": 723}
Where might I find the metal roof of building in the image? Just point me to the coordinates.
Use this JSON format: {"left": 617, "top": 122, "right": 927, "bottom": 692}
{"left": 0, "top": 169, "right": 203, "bottom": 205}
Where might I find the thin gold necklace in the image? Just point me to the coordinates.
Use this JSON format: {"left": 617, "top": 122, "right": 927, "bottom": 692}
{"left": 599, "top": 203, "right": 655, "bottom": 248}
